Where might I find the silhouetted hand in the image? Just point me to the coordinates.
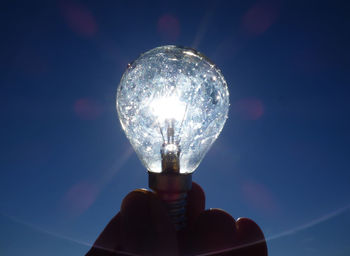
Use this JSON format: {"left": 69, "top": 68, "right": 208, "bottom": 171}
{"left": 86, "top": 182, "right": 267, "bottom": 255}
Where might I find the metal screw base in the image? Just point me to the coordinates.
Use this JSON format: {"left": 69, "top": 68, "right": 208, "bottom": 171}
{"left": 157, "top": 191, "right": 187, "bottom": 230}
{"left": 148, "top": 172, "right": 192, "bottom": 231}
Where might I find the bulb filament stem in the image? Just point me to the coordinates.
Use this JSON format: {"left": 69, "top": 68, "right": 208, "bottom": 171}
{"left": 161, "top": 119, "right": 180, "bottom": 173}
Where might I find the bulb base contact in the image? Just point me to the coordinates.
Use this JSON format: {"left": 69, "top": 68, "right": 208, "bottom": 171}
{"left": 148, "top": 172, "right": 192, "bottom": 230}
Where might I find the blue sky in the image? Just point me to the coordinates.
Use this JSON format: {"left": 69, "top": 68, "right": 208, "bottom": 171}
{"left": 1, "top": 0, "right": 349, "bottom": 255}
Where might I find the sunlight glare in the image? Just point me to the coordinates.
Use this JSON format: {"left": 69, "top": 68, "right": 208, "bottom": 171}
{"left": 149, "top": 96, "right": 186, "bottom": 122}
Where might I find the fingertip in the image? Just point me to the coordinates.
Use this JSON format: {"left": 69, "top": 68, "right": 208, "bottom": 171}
{"left": 190, "top": 208, "right": 237, "bottom": 254}
{"left": 120, "top": 189, "right": 150, "bottom": 213}
{"left": 190, "top": 182, "right": 206, "bottom": 205}
{"left": 186, "top": 182, "right": 205, "bottom": 226}
{"left": 236, "top": 217, "right": 266, "bottom": 240}
{"left": 236, "top": 217, "right": 268, "bottom": 256}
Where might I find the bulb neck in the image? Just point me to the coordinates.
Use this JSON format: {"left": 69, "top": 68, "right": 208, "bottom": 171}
{"left": 148, "top": 171, "right": 192, "bottom": 230}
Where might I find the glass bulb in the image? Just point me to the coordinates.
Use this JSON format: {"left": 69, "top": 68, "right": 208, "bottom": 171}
{"left": 116, "top": 45, "right": 229, "bottom": 174}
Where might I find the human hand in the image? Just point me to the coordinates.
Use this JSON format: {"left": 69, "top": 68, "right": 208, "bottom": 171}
{"left": 86, "top": 182, "right": 267, "bottom": 256}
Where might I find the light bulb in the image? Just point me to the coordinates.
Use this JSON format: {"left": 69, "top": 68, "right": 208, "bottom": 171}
{"left": 116, "top": 45, "right": 229, "bottom": 229}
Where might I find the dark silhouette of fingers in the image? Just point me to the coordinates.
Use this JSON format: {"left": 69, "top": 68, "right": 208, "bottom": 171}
{"left": 235, "top": 217, "right": 268, "bottom": 256}
{"left": 186, "top": 182, "right": 205, "bottom": 226}
{"left": 189, "top": 208, "right": 238, "bottom": 255}
{"left": 120, "top": 189, "right": 178, "bottom": 256}
{"left": 86, "top": 186, "right": 268, "bottom": 256}
{"left": 86, "top": 212, "right": 122, "bottom": 255}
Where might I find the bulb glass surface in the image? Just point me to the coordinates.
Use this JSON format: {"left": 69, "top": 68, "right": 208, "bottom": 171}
{"left": 117, "top": 45, "right": 229, "bottom": 173}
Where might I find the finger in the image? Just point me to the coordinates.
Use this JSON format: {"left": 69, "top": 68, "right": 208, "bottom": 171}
{"left": 235, "top": 217, "right": 268, "bottom": 256}
{"left": 120, "top": 189, "right": 178, "bottom": 256}
{"left": 86, "top": 212, "right": 122, "bottom": 255}
{"left": 178, "top": 182, "right": 206, "bottom": 254}
{"left": 186, "top": 182, "right": 205, "bottom": 226}
{"left": 188, "top": 208, "right": 237, "bottom": 255}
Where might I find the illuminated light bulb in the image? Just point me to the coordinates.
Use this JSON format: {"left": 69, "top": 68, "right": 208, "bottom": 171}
{"left": 116, "top": 45, "right": 229, "bottom": 229}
